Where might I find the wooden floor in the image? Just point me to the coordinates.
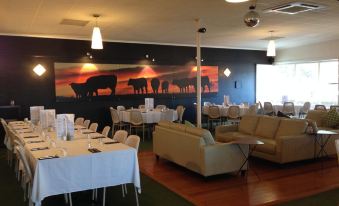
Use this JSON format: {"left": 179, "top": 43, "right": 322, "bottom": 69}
{"left": 139, "top": 151, "right": 339, "bottom": 206}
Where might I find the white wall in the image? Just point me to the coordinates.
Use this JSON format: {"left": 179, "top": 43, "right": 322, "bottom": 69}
{"left": 276, "top": 38, "right": 339, "bottom": 63}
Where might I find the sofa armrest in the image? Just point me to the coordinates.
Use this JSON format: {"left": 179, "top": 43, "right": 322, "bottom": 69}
{"left": 275, "top": 134, "right": 314, "bottom": 163}
{"left": 215, "top": 125, "right": 239, "bottom": 134}
{"left": 200, "top": 142, "right": 248, "bottom": 176}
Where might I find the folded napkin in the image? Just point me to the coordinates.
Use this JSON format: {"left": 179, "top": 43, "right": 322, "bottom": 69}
{"left": 27, "top": 140, "right": 44, "bottom": 144}
{"left": 83, "top": 131, "right": 96, "bottom": 134}
{"left": 24, "top": 135, "right": 39, "bottom": 139}
{"left": 38, "top": 155, "right": 59, "bottom": 160}
{"left": 31, "top": 147, "right": 49, "bottom": 151}
{"left": 91, "top": 135, "right": 105, "bottom": 139}
{"left": 88, "top": 148, "right": 101, "bottom": 153}
{"left": 104, "top": 141, "right": 119, "bottom": 144}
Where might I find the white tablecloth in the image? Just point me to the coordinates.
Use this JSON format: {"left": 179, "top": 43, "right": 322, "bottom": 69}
{"left": 202, "top": 105, "right": 249, "bottom": 117}
{"left": 119, "top": 109, "right": 178, "bottom": 124}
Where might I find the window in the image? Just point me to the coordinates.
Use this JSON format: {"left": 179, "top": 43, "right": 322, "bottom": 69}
{"left": 256, "top": 60, "right": 339, "bottom": 107}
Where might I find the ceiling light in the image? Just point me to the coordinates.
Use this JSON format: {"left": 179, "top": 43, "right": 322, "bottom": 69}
{"left": 225, "top": 0, "right": 249, "bottom": 3}
{"left": 244, "top": 5, "right": 260, "bottom": 27}
{"left": 91, "top": 14, "right": 103, "bottom": 50}
{"left": 33, "top": 64, "right": 46, "bottom": 76}
{"left": 267, "top": 31, "right": 276, "bottom": 57}
{"left": 224, "top": 68, "right": 231, "bottom": 77}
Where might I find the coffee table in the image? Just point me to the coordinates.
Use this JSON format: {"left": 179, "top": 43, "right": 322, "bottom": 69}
{"left": 314, "top": 130, "right": 338, "bottom": 159}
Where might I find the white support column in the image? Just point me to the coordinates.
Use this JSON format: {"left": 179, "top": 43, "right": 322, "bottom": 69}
{"left": 196, "top": 19, "right": 202, "bottom": 128}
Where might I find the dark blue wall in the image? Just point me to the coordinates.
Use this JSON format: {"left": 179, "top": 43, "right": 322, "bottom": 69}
{"left": 0, "top": 35, "right": 268, "bottom": 128}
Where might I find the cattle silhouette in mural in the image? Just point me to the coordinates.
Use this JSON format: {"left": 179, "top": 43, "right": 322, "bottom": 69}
{"left": 172, "top": 78, "right": 190, "bottom": 93}
{"left": 69, "top": 83, "right": 88, "bottom": 99}
{"left": 151, "top": 78, "right": 160, "bottom": 94}
{"left": 86, "top": 75, "right": 117, "bottom": 96}
{"left": 128, "top": 78, "right": 148, "bottom": 94}
{"left": 161, "top": 80, "right": 169, "bottom": 94}
{"left": 189, "top": 76, "right": 211, "bottom": 93}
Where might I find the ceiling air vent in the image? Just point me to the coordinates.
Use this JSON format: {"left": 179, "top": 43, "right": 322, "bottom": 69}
{"left": 264, "top": 2, "right": 325, "bottom": 15}
{"left": 60, "top": 19, "right": 89, "bottom": 27}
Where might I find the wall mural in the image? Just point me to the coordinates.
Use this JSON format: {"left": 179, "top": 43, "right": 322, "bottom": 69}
{"left": 54, "top": 62, "right": 218, "bottom": 102}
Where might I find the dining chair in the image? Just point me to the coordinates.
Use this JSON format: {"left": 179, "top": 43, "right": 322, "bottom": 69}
{"left": 330, "top": 105, "right": 339, "bottom": 112}
{"left": 113, "top": 130, "right": 128, "bottom": 143}
{"left": 282, "top": 102, "right": 295, "bottom": 116}
{"left": 263, "top": 102, "right": 275, "bottom": 116}
{"left": 162, "top": 109, "right": 175, "bottom": 122}
{"left": 110, "top": 107, "right": 127, "bottom": 134}
{"left": 129, "top": 110, "right": 145, "bottom": 141}
{"left": 117, "top": 105, "right": 126, "bottom": 111}
{"left": 1, "top": 118, "right": 12, "bottom": 165}
{"left": 257, "top": 101, "right": 264, "bottom": 115}
{"left": 125, "top": 135, "right": 141, "bottom": 152}
{"left": 89, "top": 123, "right": 98, "bottom": 132}
{"left": 138, "top": 105, "right": 145, "bottom": 109}
{"left": 155, "top": 105, "right": 166, "bottom": 110}
{"left": 242, "top": 102, "right": 249, "bottom": 107}
{"left": 247, "top": 104, "right": 258, "bottom": 115}
{"left": 299, "top": 102, "right": 311, "bottom": 118}
{"left": 207, "top": 106, "right": 221, "bottom": 130}
{"left": 17, "top": 144, "right": 33, "bottom": 202}
{"left": 83, "top": 120, "right": 91, "bottom": 129}
{"left": 314, "top": 104, "right": 327, "bottom": 111}
{"left": 101, "top": 126, "right": 111, "bottom": 137}
{"left": 227, "top": 106, "right": 241, "bottom": 125}
{"left": 74, "top": 117, "right": 85, "bottom": 125}
{"left": 176, "top": 105, "right": 186, "bottom": 123}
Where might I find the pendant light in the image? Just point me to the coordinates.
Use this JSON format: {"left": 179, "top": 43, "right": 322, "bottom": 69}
{"left": 33, "top": 64, "right": 46, "bottom": 76}
{"left": 224, "top": 68, "right": 231, "bottom": 77}
{"left": 267, "top": 31, "right": 276, "bottom": 57}
{"left": 91, "top": 14, "right": 103, "bottom": 50}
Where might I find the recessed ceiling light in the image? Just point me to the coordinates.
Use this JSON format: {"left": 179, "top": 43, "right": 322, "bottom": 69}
{"left": 225, "top": 0, "right": 249, "bottom": 3}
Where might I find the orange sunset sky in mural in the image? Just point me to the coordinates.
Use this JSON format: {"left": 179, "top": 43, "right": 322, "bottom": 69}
{"left": 55, "top": 63, "right": 218, "bottom": 98}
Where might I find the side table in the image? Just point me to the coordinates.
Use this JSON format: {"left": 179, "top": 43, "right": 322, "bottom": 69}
{"left": 314, "top": 130, "right": 338, "bottom": 159}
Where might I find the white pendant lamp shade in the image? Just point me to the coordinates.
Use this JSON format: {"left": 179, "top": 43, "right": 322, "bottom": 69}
{"left": 267, "top": 40, "right": 276, "bottom": 57}
{"left": 225, "top": 0, "right": 249, "bottom": 2}
{"left": 91, "top": 26, "right": 103, "bottom": 49}
{"left": 33, "top": 64, "right": 46, "bottom": 76}
{"left": 224, "top": 68, "right": 231, "bottom": 77}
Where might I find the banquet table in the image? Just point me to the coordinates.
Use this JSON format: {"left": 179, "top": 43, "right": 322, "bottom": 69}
{"left": 202, "top": 105, "right": 249, "bottom": 117}
{"left": 9, "top": 121, "right": 141, "bottom": 206}
{"left": 119, "top": 109, "right": 178, "bottom": 124}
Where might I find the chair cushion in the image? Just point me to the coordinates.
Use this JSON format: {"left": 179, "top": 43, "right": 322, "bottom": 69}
{"left": 306, "top": 110, "right": 327, "bottom": 127}
{"left": 186, "top": 127, "right": 215, "bottom": 145}
{"left": 184, "top": 120, "right": 196, "bottom": 127}
{"left": 275, "top": 119, "right": 308, "bottom": 137}
{"left": 254, "top": 139, "right": 276, "bottom": 155}
{"left": 254, "top": 116, "right": 281, "bottom": 139}
{"left": 239, "top": 115, "right": 259, "bottom": 135}
{"left": 324, "top": 109, "right": 339, "bottom": 128}
{"left": 216, "top": 132, "right": 255, "bottom": 142}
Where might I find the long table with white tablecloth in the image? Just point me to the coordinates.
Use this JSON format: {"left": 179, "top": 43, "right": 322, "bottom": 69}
{"left": 119, "top": 109, "right": 178, "bottom": 124}
{"left": 8, "top": 121, "right": 141, "bottom": 206}
{"left": 202, "top": 105, "right": 249, "bottom": 117}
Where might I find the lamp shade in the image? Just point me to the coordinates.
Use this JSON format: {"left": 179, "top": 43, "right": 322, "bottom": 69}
{"left": 33, "top": 64, "right": 46, "bottom": 76}
{"left": 267, "top": 40, "right": 276, "bottom": 57}
{"left": 224, "top": 68, "right": 231, "bottom": 77}
{"left": 91, "top": 26, "right": 103, "bottom": 49}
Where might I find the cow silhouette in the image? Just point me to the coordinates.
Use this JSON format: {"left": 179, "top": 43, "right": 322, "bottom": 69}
{"left": 161, "top": 81, "right": 169, "bottom": 94}
{"left": 151, "top": 78, "right": 160, "bottom": 94}
{"left": 189, "top": 76, "right": 211, "bottom": 93}
{"left": 172, "top": 78, "right": 190, "bottom": 93}
{"left": 69, "top": 83, "right": 88, "bottom": 99}
{"left": 86, "top": 75, "right": 117, "bottom": 96}
{"left": 128, "top": 78, "right": 148, "bottom": 94}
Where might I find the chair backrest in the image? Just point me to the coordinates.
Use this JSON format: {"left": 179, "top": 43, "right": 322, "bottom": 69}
{"left": 330, "top": 105, "right": 339, "bottom": 112}
{"left": 156, "top": 105, "right": 166, "bottom": 110}
{"left": 83, "top": 120, "right": 91, "bottom": 129}
{"left": 176, "top": 105, "right": 185, "bottom": 122}
{"left": 17, "top": 145, "right": 33, "bottom": 182}
{"left": 102, "top": 126, "right": 111, "bottom": 137}
{"left": 113, "top": 130, "right": 128, "bottom": 143}
{"left": 257, "top": 101, "right": 264, "bottom": 114}
{"left": 228, "top": 106, "right": 240, "bottom": 119}
{"left": 130, "top": 110, "right": 143, "bottom": 125}
{"left": 314, "top": 104, "right": 327, "bottom": 111}
{"left": 138, "top": 105, "right": 145, "bottom": 109}
{"left": 248, "top": 104, "right": 258, "bottom": 115}
{"left": 302, "top": 102, "right": 311, "bottom": 112}
{"left": 282, "top": 102, "right": 295, "bottom": 115}
{"left": 117, "top": 106, "right": 126, "bottom": 111}
{"left": 208, "top": 106, "right": 220, "bottom": 119}
{"left": 75, "top": 117, "right": 85, "bottom": 125}
{"left": 125, "top": 135, "right": 140, "bottom": 152}
{"left": 336, "top": 139, "right": 339, "bottom": 164}
{"left": 89, "top": 123, "right": 98, "bottom": 132}
{"left": 110, "top": 107, "right": 121, "bottom": 124}
{"left": 263, "top": 102, "right": 274, "bottom": 114}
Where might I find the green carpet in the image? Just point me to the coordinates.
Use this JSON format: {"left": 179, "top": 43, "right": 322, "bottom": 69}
{"left": 0, "top": 149, "right": 192, "bottom": 206}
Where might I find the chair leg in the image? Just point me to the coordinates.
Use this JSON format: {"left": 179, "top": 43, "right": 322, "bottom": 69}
{"left": 124, "top": 184, "right": 128, "bottom": 194}
{"left": 102, "top": 187, "right": 106, "bottom": 206}
{"left": 69, "top": 193, "right": 73, "bottom": 206}
{"left": 121, "top": 185, "right": 125, "bottom": 197}
{"left": 134, "top": 187, "right": 139, "bottom": 206}
{"left": 64, "top": 194, "right": 69, "bottom": 204}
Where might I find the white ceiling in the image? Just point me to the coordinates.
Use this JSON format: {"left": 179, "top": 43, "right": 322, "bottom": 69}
{"left": 0, "top": 0, "right": 338, "bottom": 50}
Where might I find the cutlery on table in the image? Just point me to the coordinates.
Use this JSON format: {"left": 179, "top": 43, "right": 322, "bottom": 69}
{"left": 38, "top": 155, "right": 59, "bottom": 160}
{"left": 31, "top": 147, "right": 49, "bottom": 151}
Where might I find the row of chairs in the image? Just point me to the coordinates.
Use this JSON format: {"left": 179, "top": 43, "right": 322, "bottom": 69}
{"left": 138, "top": 104, "right": 167, "bottom": 110}
{"left": 207, "top": 106, "right": 242, "bottom": 130}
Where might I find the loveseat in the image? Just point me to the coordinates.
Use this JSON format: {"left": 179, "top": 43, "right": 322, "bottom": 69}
{"left": 215, "top": 115, "right": 317, "bottom": 164}
{"left": 153, "top": 121, "right": 248, "bottom": 177}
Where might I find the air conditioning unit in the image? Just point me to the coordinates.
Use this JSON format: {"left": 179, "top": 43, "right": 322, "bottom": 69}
{"left": 264, "top": 2, "right": 325, "bottom": 15}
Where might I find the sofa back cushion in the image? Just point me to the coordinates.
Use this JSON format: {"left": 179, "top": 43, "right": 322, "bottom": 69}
{"left": 275, "top": 119, "right": 308, "bottom": 137}
{"left": 254, "top": 116, "right": 281, "bottom": 139}
{"left": 186, "top": 127, "right": 215, "bottom": 145}
{"left": 169, "top": 122, "right": 187, "bottom": 132}
{"left": 306, "top": 110, "right": 327, "bottom": 127}
{"left": 239, "top": 115, "right": 259, "bottom": 135}
{"left": 158, "top": 120, "right": 171, "bottom": 128}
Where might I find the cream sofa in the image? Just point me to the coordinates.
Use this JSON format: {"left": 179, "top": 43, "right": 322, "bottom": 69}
{"left": 215, "top": 115, "right": 317, "bottom": 164}
{"left": 153, "top": 121, "right": 249, "bottom": 177}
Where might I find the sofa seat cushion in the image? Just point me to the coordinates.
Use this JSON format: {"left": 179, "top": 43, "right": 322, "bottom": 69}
{"left": 186, "top": 127, "right": 215, "bottom": 145}
{"left": 254, "top": 116, "right": 281, "bottom": 139}
{"left": 239, "top": 115, "right": 260, "bottom": 135}
{"left": 254, "top": 139, "right": 276, "bottom": 155}
{"left": 306, "top": 110, "right": 327, "bottom": 127}
{"left": 275, "top": 119, "right": 307, "bottom": 137}
{"left": 216, "top": 132, "right": 255, "bottom": 142}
